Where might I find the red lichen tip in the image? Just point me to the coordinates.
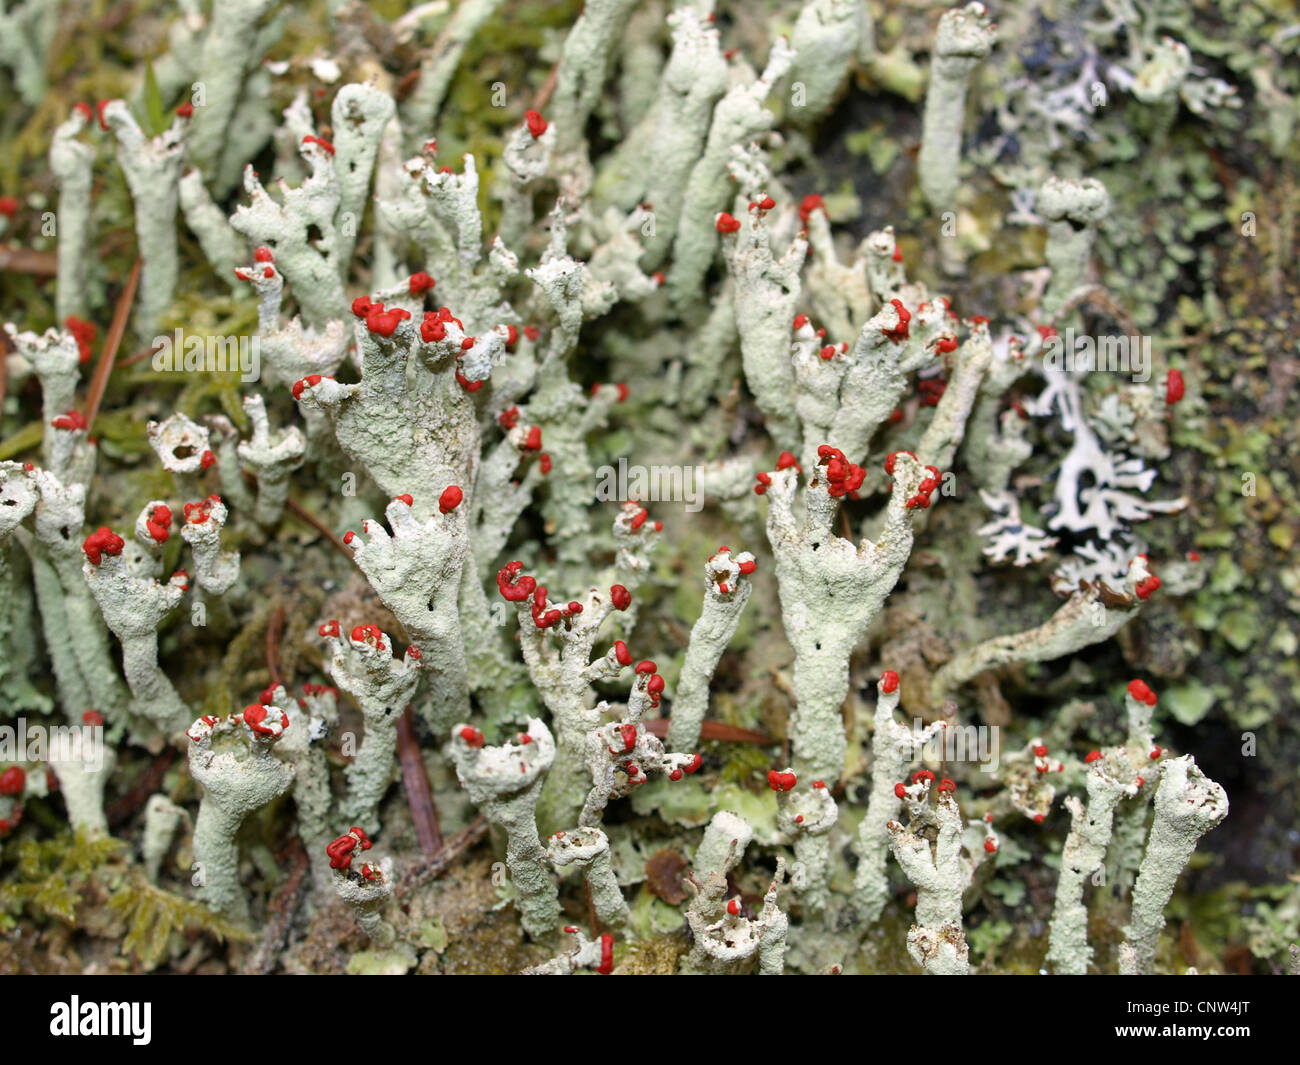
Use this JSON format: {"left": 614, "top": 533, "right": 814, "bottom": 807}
{"left": 497, "top": 562, "right": 537, "bottom": 602}
{"left": 1085, "top": 750, "right": 1102, "bottom": 763}
{"left": 1165, "top": 368, "right": 1185, "bottom": 405}
{"left": 439, "top": 485, "right": 463, "bottom": 514}
{"left": 984, "top": 839, "right": 998, "bottom": 854}
{"left": 318, "top": 619, "right": 340, "bottom": 638}
{"left": 1127, "top": 678, "right": 1158, "bottom": 706}
{"left": 325, "top": 827, "right": 372, "bottom": 870}
{"left": 459, "top": 726, "right": 485, "bottom": 748}
{"left": 65, "top": 316, "right": 96, "bottom": 363}
{"left": 394, "top": 493, "right": 414, "bottom": 506}
{"left": 243, "top": 703, "right": 288, "bottom": 738}
{"left": 0, "top": 766, "right": 25, "bottom": 796}
{"left": 610, "top": 584, "right": 631, "bottom": 611}
{"left": 880, "top": 669, "right": 900, "bottom": 694}
{"left": 524, "top": 109, "right": 548, "bottom": 138}
{"left": 1135, "top": 574, "right": 1162, "bottom": 600}
{"left": 409, "top": 270, "right": 436, "bottom": 295}
{"left": 715, "top": 212, "right": 741, "bottom": 234}
{"left": 938, "top": 778, "right": 955, "bottom": 793}
{"left": 881, "top": 299, "right": 910, "bottom": 343}
{"left": 767, "top": 770, "right": 797, "bottom": 793}
{"left": 613, "top": 640, "right": 633, "bottom": 666}
{"left": 365, "top": 303, "right": 411, "bottom": 337}
{"left": 51, "top": 409, "right": 88, "bottom": 431}
{"left": 635, "top": 660, "right": 657, "bottom": 675}
{"left": 893, "top": 782, "right": 907, "bottom": 799}
{"left": 82, "top": 527, "right": 124, "bottom": 565}
{"left": 302, "top": 134, "right": 335, "bottom": 155}
{"left": 351, "top": 624, "right": 384, "bottom": 648}
{"left": 798, "top": 194, "right": 825, "bottom": 223}
{"left": 883, "top": 450, "right": 916, "bottom": 476}
{"left": 292, "top": 373, "right": 325, "bottom": 400}
{"left": 146, "top": 503, "right": 172, "bottom": 543}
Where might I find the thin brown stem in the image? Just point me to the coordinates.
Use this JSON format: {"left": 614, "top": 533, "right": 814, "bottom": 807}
{"left": 397, "top": 705, "right": 442, "bottom": 858}
{"left": 83, "top": 258, "right": 140, "bottom": 432}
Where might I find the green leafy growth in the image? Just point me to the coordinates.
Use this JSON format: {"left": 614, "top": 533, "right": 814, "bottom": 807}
{"left": 0, "top": 831, "right": 124, "bottom": 925}
{"left": 142, "top": 59, "right": 167, "bottom": 137}
{"left": 108, "top": 873, "right": 253, "bottom": 970}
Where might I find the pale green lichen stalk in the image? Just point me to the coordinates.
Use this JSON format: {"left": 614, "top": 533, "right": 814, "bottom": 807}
{"left": 917, "top": 4, "right": 997, "bottom": 240}
{"left": 449, "top": 718, "right": 561, "bottom": 938}
{"left": 1122, "top": 755, "right": 1228, "bottom": 974}
{"left": 187, "top": 707, "right": 295, "bottom": 923}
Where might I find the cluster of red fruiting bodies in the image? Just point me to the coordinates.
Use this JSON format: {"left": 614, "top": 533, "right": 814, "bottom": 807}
{"left": 495, "top": 560, "right": 619, "bottom": 631}
{"left": 326, "top": 826, "right": 374, "bottom": 877}
{"left": 765, "top": 769, "right": 828, "bottom": 828}
{"left": 706, "top": 544, "right": 756, "bottom": 596}
{"left": 752, "top": 443, "right": 944, "bottom": 510}
{"left": 884, "top": 450, "right": 943, "bottom": 509}
{"left": 491, "top": 559, "right": 705, "bottom": 781}
{"left": 1129, "top": 554, "right": 1162, "bottom": 601}
{"left": 878, "top": 667, "right": 1168, "bottom": 842}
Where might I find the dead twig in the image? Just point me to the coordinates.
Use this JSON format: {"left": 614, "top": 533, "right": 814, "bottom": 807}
{"left": 0, "top": 245, "right": 58, "bottom": 276}
{"left": 107, "top": 747, "right": 177, "bottom": 828}
{"left": 530, "top": 59, "right": 560, "bottom": 112}
{"left": 397, "top": 706, "right": 443, "bottom": 858}
{"left": 83, "top": 258, "right": 140, "bottom": 432}
{"left": 243, "top": 839, "right": 310, "bottom": 974}
{"left": 266, "top": 604, "right": 286, "bottom": 691}
{"left": 397, "top": 815, "right": 488, "bottom": 897}
{"left": 643, "top": 719, "right": 776, "bottom": 745}
{"left": 286, "top": 496, "right": 358, "bottom": 567}
{"left": 119, "top": 342, "right": 163, "bottom": 368}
